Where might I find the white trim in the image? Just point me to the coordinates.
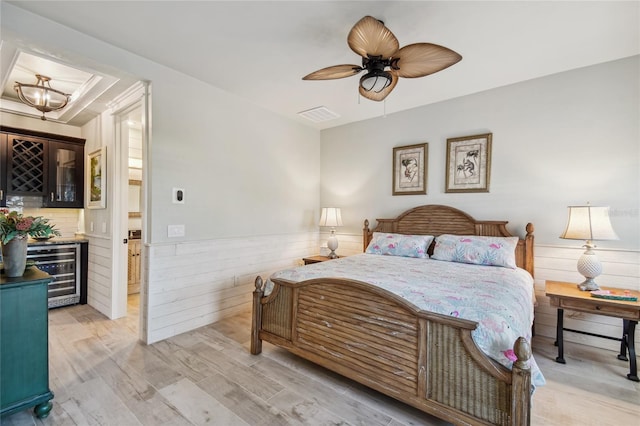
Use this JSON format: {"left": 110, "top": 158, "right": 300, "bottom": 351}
{"left": 139, "top": 81, "right": 151, "bottom": 343}
{"left": 109, "top": 81, "right": 150, "bottom": 340}
{"left": 82, "top": 233, "right": 111, "bottom": 240}
{"left": 107, "top": 80, "right": 146, "bottom": 114}
{"left": 536, "top": 243, "right": 640, "bottom": 253}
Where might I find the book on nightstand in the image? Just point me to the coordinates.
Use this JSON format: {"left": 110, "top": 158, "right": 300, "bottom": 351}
{"left": 590, "top": 290, "right": 638, "bottom": 302}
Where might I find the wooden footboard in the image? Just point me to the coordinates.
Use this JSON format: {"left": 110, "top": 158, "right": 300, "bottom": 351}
{"left": 251, "top": 276, "right": 532, "bottom": 426}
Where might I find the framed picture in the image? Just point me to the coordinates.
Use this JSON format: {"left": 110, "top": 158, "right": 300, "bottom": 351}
{"left": 445, "top": 133, "right": 492, "bottom": 193}
{"left": 86, "top": 147, "right": 106, "bottom": 209}
{"left": 393, "top": 143, "right": 428, "bottom": 195}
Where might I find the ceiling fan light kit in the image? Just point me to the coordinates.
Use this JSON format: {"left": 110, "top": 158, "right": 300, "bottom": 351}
{"left": 14, "top": 74, "right": 71, "bottom": 120}
{"left": 303, "top": 16, "right": 462, "bottom": 102}
{"left": 360, "top": 69, "right": 392, "bottom": 93}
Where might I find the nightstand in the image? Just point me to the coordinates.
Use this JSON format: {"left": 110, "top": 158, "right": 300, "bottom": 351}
{"left": 545, "top": 280, "right": 640, "bottom": 381}
{"left": 302, "top": 255, "right": 344, "bottom": 265}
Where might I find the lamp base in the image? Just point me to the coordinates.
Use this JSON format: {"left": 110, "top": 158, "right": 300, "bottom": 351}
{"left": 326, "top": 231, "right": 339, "bottom": 260}
{"left": 577, "top": 278, "right": 600, "bottom": 292}
{"left": 576, "top": 245, "right": 603, "bottom": 291}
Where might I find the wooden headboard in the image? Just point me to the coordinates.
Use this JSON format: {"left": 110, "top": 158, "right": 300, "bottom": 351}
{"left": 363, "top": 204, "right": 534, "bottom": 276}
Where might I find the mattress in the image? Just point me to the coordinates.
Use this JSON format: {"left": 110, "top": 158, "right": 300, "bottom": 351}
{"left": 270, "top": 253, "right": 546, "bottom": 387}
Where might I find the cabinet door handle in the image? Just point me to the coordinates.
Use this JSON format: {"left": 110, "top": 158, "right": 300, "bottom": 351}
{"left": 50, "top": 192, "right": 54, "bottom": 202}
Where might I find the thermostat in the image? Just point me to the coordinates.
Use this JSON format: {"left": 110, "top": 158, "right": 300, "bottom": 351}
{"left": 172, "top": 188, "right": 185, "bottom": 204}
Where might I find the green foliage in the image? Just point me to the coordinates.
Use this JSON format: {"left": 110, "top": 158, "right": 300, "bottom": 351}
{"left": 0, "top": 209, "right": 61, "bottom": 245}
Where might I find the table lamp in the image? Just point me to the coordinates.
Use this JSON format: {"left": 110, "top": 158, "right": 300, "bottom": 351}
{"left": 559, "top": 203, "right": 618, "bottom": 291}
{"left": 319, "top": 207, "right": 343, "bottom": 259}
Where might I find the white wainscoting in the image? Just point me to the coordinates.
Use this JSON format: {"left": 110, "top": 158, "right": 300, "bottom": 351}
{"left": 334, "top": 233, "right": 640, "bottom": 352}
{"left": 319, "top": 231, "right": 364, "bottom": 257}
{"left": 146, "top": 232, "right": 319, "bottom": 343}
{"left": 85, "top": 235, "right": 113, "bottom": 316}
{"left": 534, "top": 244, "right": 640, "bottom": 351}
{"left": 147, "top": 230, "right": 640, "bottom": 352}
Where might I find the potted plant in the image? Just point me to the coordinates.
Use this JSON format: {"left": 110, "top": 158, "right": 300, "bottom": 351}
{"left": 0, "top": 209, "right": 61, "bottom": 277}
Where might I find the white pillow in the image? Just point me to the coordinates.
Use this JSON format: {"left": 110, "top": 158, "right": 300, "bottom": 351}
{"left": 431, "top": 234, "right": 518, "bottom": 268}
{"left": 365, "top": 232, "right": 434, "bottom": 258}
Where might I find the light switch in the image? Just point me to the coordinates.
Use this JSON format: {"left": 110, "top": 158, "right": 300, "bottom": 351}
{"left": 168, "top": 224, "right": 185, "bottom": 238}
{"left": 172, "top": 188, "right": 185, "bottom": 204}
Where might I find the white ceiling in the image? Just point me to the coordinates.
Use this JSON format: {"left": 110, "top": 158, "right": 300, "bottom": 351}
{"left": 3, "top": 1, "right": 639, "bottom": 130}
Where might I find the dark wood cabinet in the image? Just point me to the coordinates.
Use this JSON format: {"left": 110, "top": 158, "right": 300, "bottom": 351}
{"left": 1, "top": 126, "right": 85, "bottom": 208}
{"left": 5, "top": 133, "right": 48, "bottom": 198}
{"left": 0, "top": 268, "right": 54, "bottom": 418}
{"left": 45, "top": 141, "right": 84, "bottom": 208}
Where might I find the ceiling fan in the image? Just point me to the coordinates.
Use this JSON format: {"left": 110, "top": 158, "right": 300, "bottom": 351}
{"left": 303, "top": 16, "right": 462, "bottom": 102}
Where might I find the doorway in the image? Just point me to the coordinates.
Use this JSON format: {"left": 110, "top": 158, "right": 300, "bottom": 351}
{"left": 111, "top": 81, "right": 150, "bottom": 341}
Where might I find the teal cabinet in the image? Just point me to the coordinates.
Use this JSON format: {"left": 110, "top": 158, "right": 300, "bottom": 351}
{"left": 0, "top": 268, "right": 54, "bottom": 419}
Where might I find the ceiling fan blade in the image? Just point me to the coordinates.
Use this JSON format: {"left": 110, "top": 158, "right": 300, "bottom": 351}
{"left": 302, "top": 64, "right": 363, "bottom": 80}
{"left": 348, "top": 16, "right": 399, "bottom": 58}
{"left": 359, "top": 71, "right": 398, "bottom": 102}
{"left": 394, "top": 43, "right": 462, "bottom": 78}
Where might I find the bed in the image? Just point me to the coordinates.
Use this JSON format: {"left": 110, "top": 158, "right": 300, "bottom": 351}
{"left": 251, "top": 205, "right": 538, "bottom": 425}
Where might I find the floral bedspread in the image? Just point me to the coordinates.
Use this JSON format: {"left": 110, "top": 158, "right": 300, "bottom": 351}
{"left": 269, "top": 253, "right": 545, "bottom": 387}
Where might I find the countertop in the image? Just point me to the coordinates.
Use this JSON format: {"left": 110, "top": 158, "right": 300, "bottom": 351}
{"left": 27, "top": 236, "right": 89, "bottom": 246}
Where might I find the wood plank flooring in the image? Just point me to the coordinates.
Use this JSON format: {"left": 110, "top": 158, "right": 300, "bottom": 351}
{"left": 3, "top": 295, "right": 639, "bottom": 425}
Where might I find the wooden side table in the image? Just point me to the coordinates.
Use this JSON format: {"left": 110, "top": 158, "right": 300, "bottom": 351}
{"left": 545, "top": 280, "right": 640, "bottom": 381}
{"left": 302, "top": 255, "right": 344, "bottom": 265}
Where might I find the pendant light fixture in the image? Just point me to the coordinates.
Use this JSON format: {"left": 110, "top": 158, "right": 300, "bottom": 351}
{"left": 14, "top": 74, "right": 71, "bottom": 120}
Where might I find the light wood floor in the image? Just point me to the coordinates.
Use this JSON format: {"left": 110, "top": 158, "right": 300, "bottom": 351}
{"left": 4, "top": 295, "right": 639, "bottom": 426}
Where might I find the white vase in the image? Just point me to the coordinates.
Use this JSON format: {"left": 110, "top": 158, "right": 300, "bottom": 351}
{"left": 1, "top": 235, "right": 28, "bottom": 277}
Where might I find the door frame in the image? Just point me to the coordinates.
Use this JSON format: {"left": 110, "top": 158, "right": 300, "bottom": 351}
{"left": 109, "top": 80, "right": 151, "bottom": 342}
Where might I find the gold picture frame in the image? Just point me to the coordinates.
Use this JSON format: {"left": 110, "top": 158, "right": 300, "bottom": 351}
{"left": 393, "top": 143, "right": 428, "bottom": 195}
{"left": 86, "top": 147, "right": 106, "bottom": 209}
{"left": 445, "top": 133, "right": 492, "bottom": 193}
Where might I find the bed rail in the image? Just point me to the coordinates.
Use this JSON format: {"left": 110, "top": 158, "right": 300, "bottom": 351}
{"left": 251, "top": 276, "right": 532, "bottom": 426}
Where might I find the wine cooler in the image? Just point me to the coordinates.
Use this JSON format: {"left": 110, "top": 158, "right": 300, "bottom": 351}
{"left": 27, "top": 243, "right": 81, "bottom": 308}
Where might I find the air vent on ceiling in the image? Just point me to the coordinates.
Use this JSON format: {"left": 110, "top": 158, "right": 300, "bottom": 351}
{"left": 297, "top": 106, "right": 340, "bottom": 123}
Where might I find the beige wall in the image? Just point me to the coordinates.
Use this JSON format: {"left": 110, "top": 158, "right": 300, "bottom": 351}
{"left": 321, "top": 57, "right": 640, "bottom": 351}
{"left": 3, "top": 4, "right": 322, "bottom": 341}
{"left": 320, "top": 56, "right": 639, "bottom": 251}
{"left": 4, "top": 4, "right": 637, "bottom": 347}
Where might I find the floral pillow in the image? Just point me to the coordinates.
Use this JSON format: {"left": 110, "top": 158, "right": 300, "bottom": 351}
{"left": 365, "top": 232, "right": 434, "bottom": 258}
{"left": 431, "top": 234, "right": 518, "bottom": 268}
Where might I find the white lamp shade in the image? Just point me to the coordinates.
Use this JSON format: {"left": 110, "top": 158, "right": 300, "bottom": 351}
{"left": 560, "top": 205, "right": 618, "bottom": 241}
{"left": 319, "top": 207, "right": 343, "bottom": 227}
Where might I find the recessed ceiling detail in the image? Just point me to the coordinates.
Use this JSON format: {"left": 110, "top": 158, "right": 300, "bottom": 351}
{"left": 0, "top": 47, "right": 126, "bottom": 126}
